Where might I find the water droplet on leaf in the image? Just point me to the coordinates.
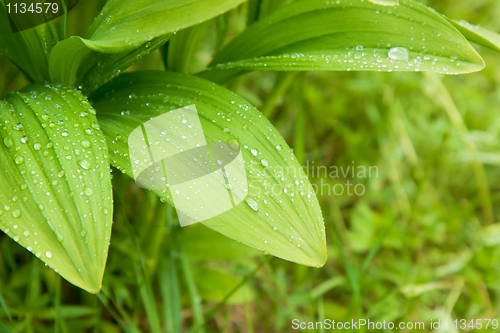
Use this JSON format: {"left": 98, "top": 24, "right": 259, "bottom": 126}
{"left": 388, "top": 47, "right": 409, "bottom": 61}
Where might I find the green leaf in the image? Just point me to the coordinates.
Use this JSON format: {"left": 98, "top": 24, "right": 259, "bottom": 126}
{"left": 91, "top": 71, "right": 327, "bottom": 267}
{"left": 0, "top": 85, "right": 113, "bottom": 293}
{"left": 0, "top": 3, "right": 58, "bottom": 82}
{"left": 198, "top": 0, "right": 485, "bottom": 83}
{"left": 449, "top": 19, "right": 500, "bottom": 53}
{"left": 48, "top": 34, "right": 171, "bottom": 90}
{"left": 49, "top": 0, "right": 247, "bottom": 86}
{"left": 84, "top": 0, "right": 247, "bottom": 53}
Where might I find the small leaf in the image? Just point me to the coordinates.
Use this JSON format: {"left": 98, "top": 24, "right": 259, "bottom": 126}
{"left": 0, "top": 3, "right": 58, "bottom": 82}
{"left": 91, "top": 71, "right": 327, "bottom": 267}
{"left": 0, "top": 85, "right": 113, "bottom": 293}
{"left": 449, "top": 19, "right": 500, "bottom": 53}
{"left": 49, "top": 0, "right": 247, "bottom": 86}
{"left": 198, "top": 0, "right": 485, "bottom": 83}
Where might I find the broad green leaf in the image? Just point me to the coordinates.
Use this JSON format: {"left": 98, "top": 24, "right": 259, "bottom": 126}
{"left": 198, "top": 0, "right": 485, "bottom": 83}
{"left": 0, "top": 3, "right": 58, "bottom": 82}
{"left": 0, "top": 85, "right": 113, "bottom": 293}
{"left": 49, "top": 0, "right": 247, "bottom": 86}
{"left": 91, "top": 71, "right": 327, "bottom": 267}
{"left": 449, "top": 19, "right": 500, "bottom": 53}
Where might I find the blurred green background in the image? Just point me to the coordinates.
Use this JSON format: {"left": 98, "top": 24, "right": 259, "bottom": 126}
{"left": 1, "top": 0, "right": 499, "bottom": 332}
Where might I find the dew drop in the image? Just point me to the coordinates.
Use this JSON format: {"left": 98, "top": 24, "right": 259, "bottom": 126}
{"left": 12, "top": 210, "right": 21, "bottom": 218}
{"left": 79, "top": 159, "right": 91, "bottom": 170}
{"left": 228, "top": 138, "right": 240, "bottom": 150}
{"left": 245, "top": 198, "right": 259, "bottom": 211}
{"left": 388, "top": 47, "right": 409, "bottom": 61}
{"left": 85, "top": 188, "right": 93, "bottom": 196}
{"left": 56, "top": 231, "right": 64, "bottom": 243}
{"left": 45, "top": 251, "right": 52, "bottom": 259}
{"left": 251, "top": 149, "right": 258, "bottom": 157}
{"left": 81, "top": 140, "right": 91, "bottom": 148}
{"left": 15, "top": 156, "right": 24, "bottom": 165}
{"left": 3, "top": 138, "right": 13, "bottom": 148}
{"left": 33, "top": 143, "right": 42, "bottom": 150}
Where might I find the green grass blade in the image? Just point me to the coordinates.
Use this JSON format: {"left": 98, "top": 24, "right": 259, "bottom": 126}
{"left": 58, "top": 0, "right": 67, "bottom": 41}
{"left": 122, "top": 209, "right": 161, "bottom": 333}
{"left": 189, "top": 257, "right": 267, "bottom": 333}
{"left": 55, "top": 277, "right": 69, "bottom": 333}
{"left": 205, "top": 257, "right": 268, "bottom": 320}
{"left": 332, "top": 231, "right": 360, "bottom": 310}
{"left": 0, "top": 290, "right": 11, "bottom": 322}
{"left": 310, "top": 276, "right": 346, "bottom": 300}
{"left": 0, "top": 86, "right": 113, "bottom": 293}
{"left": 424, "top": 73, "right": 494, "bottom": 225}
{"left": 97, "top": 292, "right": 142, "bottom": 333}
{"left": 361, "top": 220, "right": 394, "bottom": 273}
{"left": 91, "top": 71, "right": 327, "bottom": 267}
{"left": 180, "top": 252, "right": 205, "bottom": 333}
{"left": 0, "top": 321, "right": 13, "bottom": 333}
{"left": 160, "top": 256, "right": 182, "bottom": 333}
